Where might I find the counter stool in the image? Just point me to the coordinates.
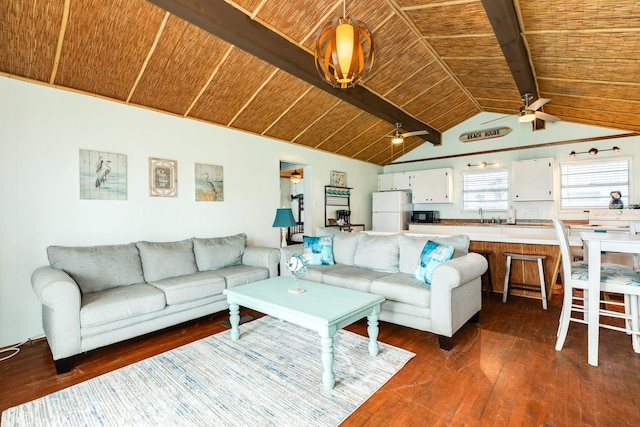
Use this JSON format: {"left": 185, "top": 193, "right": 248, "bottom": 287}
{"left": 503, "top": 253, "right": 548, "bottom": 309}
{"left": 474, "top": 250, "right": 493, "bottom": 296}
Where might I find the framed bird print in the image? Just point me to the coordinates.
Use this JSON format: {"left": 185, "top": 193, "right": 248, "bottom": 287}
{"left": 79, "top": 149, "right": 127, "bottom": 200}
{"left": 195, "top": 163, "right": 224, "bottom": 201}
{"left": 149, "top": 158, "right": 177, "bottom": 197}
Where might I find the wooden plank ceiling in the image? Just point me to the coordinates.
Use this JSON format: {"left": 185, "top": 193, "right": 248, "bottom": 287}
{"left": 2, "top": 0, "right": 639, "bottom": 165}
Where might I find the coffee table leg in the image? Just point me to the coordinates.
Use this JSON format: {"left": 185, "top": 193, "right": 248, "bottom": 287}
{"left": 367, "top": 310, "right": 380, "bottom": 356}
{"left": 320, "top": 333, "right": 335, "bottom": 389}
{"left": 229, "top": 302, "right": 240, "bottom": 341}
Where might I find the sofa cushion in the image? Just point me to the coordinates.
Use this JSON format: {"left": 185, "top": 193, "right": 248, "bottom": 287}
{"left": 398, "top": 234, "right": 469, "bottom": 275}
{"left": 214, "top": 265, "right": 270, "bottom": 288}
{"left": 193, "top": 234, "right": 246, "bottom": 271}
{"left": 303, "top": 235, "right": 334, "bottom": 265}
{"left": 47, "top": 243, "right": 145, "bottom": 294}
{"left": 295, "top": 264, "right": 344, "bottom": 283}
{"left": 414, "top": 241, "right": 455, "bottom": 284}
{"left": 371, "top": 273, "right": 431, "bottom": 308}
{"left": 353, "top": 234, "right": 399, "bottom": 273}
{"left": 148, "top": 271, "right": 226, "bottom": 305}
{"left": 316, "top": 227, "right": 360, "bottom": 265}
{"left": 322, "top": 266, "right": 389, "bottom": 293}
{"left": 80, "top": 283, "right": 166, "bottom": 327}
{"left": 136, "top": 239, "right": 197, "bottom": 282}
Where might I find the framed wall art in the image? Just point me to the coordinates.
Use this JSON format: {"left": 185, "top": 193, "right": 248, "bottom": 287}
{"left": 195, "top": 163, "right": 224, "bottom": 201}
{"left": 330, "top": 170, "right": 347, "bottom": 187}
{"left": 79, "top": 149, "right": 127, "bottom": 200}
{"left": 149, "top": 157, "right": 177, "bottom": 197}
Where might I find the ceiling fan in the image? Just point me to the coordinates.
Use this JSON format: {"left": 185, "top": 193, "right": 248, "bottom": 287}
{"left": 518, "top": 93, "right": 560, "bottom": 123}
{"left": 482, "top": 93, "right": 561, "bottom": 126}
{"left": 388, "top": 122, "right": 429, "bottom": 145}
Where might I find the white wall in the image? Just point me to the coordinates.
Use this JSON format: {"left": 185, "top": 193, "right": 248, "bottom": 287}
{"left": 386, "top": 112, "right": 640, "bottom": 222}
{"left": 0, "top": 77, "right": 380, "bottom": 347}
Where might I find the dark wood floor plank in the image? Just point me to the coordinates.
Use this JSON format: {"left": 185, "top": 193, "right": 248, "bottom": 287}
{"left": 2, "top": 294, "right": 640, "bottom": 426}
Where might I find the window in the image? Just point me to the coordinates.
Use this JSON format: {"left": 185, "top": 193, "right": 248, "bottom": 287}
{"left": 462, "top": 169, "right": 509, "bottom": 211}
{"left": 559, "top": 158, "right": 631, "bottom": 209}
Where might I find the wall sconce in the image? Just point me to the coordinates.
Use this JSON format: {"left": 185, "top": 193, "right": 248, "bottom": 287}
{"left": 569, "top": 146, "right": 620, "bottom": 158}
{"left": 465, "top": 161, "right": 500, "bottom": 169}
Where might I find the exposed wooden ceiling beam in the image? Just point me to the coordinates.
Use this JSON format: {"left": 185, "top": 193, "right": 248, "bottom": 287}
{"left": 481, "top": 0, "right": 536, "bottom": 99}
{"left": 145, "top": 0, "right": 441, "bottom": 145}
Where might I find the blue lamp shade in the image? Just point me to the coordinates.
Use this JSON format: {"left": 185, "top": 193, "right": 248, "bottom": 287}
{"left": 272, "top": 208, "right": 296, "bottom": 228}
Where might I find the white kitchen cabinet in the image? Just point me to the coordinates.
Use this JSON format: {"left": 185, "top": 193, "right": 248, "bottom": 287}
{"left": 511, "top": 158, "right": 554, "bottom": 201}
{"left": 409, "top": 168, "right": 453, "bottom": 203}
{"left": 378, "top": 172, "right": 411, "bottom": 191}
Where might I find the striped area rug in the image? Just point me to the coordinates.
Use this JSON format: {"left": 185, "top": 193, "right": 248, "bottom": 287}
{"left": 3, "top": 316, "right": 414, "bottom": 426}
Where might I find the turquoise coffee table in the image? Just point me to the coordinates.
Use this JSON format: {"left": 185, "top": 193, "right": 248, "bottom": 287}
{"left": 223, "top": 276, "right": 385, "bottom": 389}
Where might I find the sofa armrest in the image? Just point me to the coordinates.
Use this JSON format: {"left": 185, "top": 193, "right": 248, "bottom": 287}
{"left": 429, "top": 252, "right": 487, "bottom": 337}
{"left": 31, "top": 266, "right": 82, "bottom": 360}
{"left": 278, "top": 244, "right": 304, "bottom": 277}
{"left": 431, "top": 253, "right": 488, "bottom": 290}
{"left": 242, "top": 246, "right": 281, "bottom": 278}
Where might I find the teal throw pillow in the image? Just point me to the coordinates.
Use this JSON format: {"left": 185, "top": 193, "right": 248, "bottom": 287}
{"left": 414, "top": 241, "right": 454, "bottom": 284}
{"left": 303, "top": 235, "right": 335, "bottom": 265}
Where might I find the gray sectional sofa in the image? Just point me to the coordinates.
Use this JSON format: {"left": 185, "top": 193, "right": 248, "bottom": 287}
{"left": 31, "top": 233, "right": 280, "bottom": 373}
{"left": 280, "top": 229, "right": 488, "bottom": 349}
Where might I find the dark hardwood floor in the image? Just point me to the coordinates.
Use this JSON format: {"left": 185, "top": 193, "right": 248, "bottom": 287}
{"left": 2, "top": 293, "right": 640, "bottom": 426}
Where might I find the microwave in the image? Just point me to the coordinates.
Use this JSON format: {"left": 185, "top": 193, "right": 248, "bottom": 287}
{"left": 411, "top": 210, "right": 439, "bottom": 223}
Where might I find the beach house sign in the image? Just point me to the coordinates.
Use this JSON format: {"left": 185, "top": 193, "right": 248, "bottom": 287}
{"left": 459, "top": 126, "right": 512, "bottom": 143}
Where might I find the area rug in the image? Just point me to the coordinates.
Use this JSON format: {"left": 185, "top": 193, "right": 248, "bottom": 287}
{"left": 2, "top": 316, "right": 414, "bottom": 426}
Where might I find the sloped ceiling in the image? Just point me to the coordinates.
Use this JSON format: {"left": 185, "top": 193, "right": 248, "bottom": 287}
{"left": 2, "top": 0, "right": 639, "bottom": 165}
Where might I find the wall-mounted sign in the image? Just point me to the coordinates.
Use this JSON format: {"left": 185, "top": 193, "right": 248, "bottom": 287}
{"left": 459, "top": 126, "right": 512, "bottom": 143}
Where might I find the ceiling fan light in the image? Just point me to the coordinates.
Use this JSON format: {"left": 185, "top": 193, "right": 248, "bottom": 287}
{"left": 391, "top": 136, "right": 404, "bottom": 145}
{"left": 518, "top": 112, "right": 536, "bottom": 123}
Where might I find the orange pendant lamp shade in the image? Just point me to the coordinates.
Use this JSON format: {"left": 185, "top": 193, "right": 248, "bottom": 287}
{"left": 315, "top": 11, "right": 374, "bottom": 89}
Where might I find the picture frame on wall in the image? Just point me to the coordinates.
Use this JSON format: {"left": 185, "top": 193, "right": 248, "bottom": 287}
{"left": 149, "top": 157, "right": 177, "bottom": 197}
{"left": 195, "top": 163, "right": 224, "bottom": 201}
{"left": 79, "top": 149, "right": 127, "bottom": 200}
{"left": 330, "top": 170, "right": 347, "bottom": 187}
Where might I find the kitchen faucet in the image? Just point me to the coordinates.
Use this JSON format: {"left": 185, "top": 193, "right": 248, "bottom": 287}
{"left": 478, "top": 207, "right": 484, "bottom": 224}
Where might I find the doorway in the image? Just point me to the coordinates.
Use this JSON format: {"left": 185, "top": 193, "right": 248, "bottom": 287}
{"left": 279, "top": 161, "right": 308, "bottom": 245}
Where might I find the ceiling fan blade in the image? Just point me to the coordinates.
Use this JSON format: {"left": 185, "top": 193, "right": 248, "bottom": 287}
{"left": 535, "top": 111, "right": 561, "bottom": 123}
{"left": 401, "top": 130, "right": 428, "bottom": 138}
{"left": 528, "top": 97, "right": 551, "bottom": 111}
{"left": 480, "top": 114, "right": 512, "bottom": 125}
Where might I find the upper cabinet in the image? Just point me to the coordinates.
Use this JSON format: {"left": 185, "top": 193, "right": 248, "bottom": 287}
{"left": 409, "top": 168, "right": 453, "bottom": 204}
{"left": 511, "top": 158, "right": 554, "bottom": 201}
{"left": 378, "top": 172, "right": 411, "bottom": 191}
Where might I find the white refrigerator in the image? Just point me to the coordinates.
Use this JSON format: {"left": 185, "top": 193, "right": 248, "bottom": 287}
{"left": 372, "top": 191, "right": 412, "bottom": 231}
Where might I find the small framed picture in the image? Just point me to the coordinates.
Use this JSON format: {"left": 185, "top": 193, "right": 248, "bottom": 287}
{"left": 330, "top": 170, "right": 347, "bottom": 187}
{"left": 149, "top": 157, "right": 177, "bottom": 197}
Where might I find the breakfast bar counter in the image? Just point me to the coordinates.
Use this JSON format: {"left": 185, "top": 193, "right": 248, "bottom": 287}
{"left": 400, "top": 224, "right": 582, "bottom": 302}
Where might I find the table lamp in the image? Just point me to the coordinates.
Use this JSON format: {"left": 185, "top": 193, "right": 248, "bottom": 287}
{"left": 272, "top": 208, "right": 296, "bottom": 247}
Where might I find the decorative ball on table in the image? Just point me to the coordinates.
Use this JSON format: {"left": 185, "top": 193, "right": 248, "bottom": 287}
{"left": 287, "top": 253, "right": 308, "bottom": 294}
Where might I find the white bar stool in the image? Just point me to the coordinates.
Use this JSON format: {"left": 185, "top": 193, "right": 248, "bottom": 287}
{"left": 503, "top": 252, "right": 548, "bottom": 309}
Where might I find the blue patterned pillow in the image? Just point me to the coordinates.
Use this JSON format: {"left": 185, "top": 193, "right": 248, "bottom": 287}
{"left": 414, "top": 241, "right": 454, "bottom": 284}
{"left": 303, "top": 235, "right": 335, "bottom": 265}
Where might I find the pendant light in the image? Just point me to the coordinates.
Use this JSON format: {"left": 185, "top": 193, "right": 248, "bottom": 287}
{"left": 314, "top": 0, "right": 374, "bottom": 89}
{"left": 290, "top": 169, "right": 302, "bottom": 184}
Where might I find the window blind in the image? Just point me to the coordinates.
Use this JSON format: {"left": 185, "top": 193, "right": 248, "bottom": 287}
{"left": 462, "top": 170, "right": 509, "bottom": 211}
{"left": 560, "top": 159, "right": 630, "bottom": 208}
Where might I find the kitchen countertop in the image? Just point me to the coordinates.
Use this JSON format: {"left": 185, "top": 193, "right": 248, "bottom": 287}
{"left": 401, "top": 223, "right": 583, "bottom": 246}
